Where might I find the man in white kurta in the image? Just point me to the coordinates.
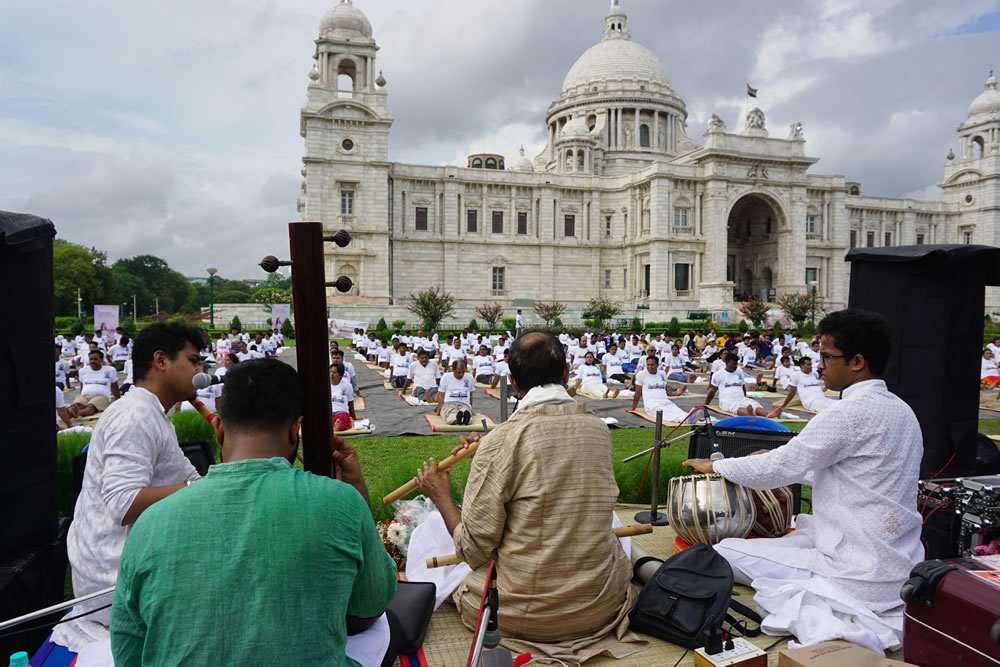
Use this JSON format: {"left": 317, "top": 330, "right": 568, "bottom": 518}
{"left": 684, "top": 309, "right": 923, "bottom": 654}
{"left": 52, "top": 322, "right": 206, "bottom": 652}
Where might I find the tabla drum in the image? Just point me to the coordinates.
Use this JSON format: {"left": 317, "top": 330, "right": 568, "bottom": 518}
{"left": 749, "top": 487, "right": 795, "bottom": 538}
{"left": 666, "top": 473, "right": 756, "bottom": 545}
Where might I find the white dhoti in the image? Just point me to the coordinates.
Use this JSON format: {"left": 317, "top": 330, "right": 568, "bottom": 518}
{"left": 644, "top": 400, "right": 700, "bottom": 424}
{"left": 802, "top": 395, "right": 835, "bottom": 413}
{"left": 406, "top": 511, "right": 631, "bottom": 610}
{"left": 720, "top": 397, "right": 762, "bottom": 414}
{"left": 715, "top": 543, "right": 904, "bottom": 655}
{"left": 578, "top": 382, "right": 610, "bottom": 399}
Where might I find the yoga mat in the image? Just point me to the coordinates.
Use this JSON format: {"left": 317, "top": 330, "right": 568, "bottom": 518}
{"left": 424, "top": 413, "right": 495, "bottom": 432}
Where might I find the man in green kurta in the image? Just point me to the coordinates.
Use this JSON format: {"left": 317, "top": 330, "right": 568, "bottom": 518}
{"left": 111, "top": 358, "right": 397, "bottom": 666}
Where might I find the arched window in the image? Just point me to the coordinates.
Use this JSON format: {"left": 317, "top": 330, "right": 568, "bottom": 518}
{"left": 639, "top": 124, "right": 650, "bottom": 147}
{"left": 336, "top": 59, "right": 356, "bottom": 99}
{"left": 485, "top": 158, "right": 497, "bottom": 169}
{"left": 850, "top": 186, "right": 859, "bottom": 195}
{"left": 498, "top": 159, "right": 505, "bottom": 170}
{"left": 566, "top": 149, "right": 574, "bottom": 171}
{"left": 972, "top": 136, "right": 985, "bottom": 160}
{"left": 472, "top": 158, "right": 483, "bottom": 168}
{"left": 578, "top": 151, "right": 585, "bottom": 171}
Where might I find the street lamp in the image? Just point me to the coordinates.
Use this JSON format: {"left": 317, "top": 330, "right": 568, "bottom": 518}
{"left": 207, "top": 267, "right": 218, "bottom": 329}
{"left": 808, "top": 280, "right": 818, "bottom": 327}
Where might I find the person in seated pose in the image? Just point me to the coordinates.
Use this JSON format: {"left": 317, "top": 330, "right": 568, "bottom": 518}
{"left": 665, "top": 344, "right": 697, "bottom": 383}
{"left": 330, "top": 348, "right": 362, "bottom": 398}
{"left": 631, "top": 355, "right": 700, "bottom": 424}
{"left": 68, "top": 350, "right": 121, "bottom": 418}
{"left": 767, "top": 356, "right": 834, "bottom": 416}
{"left": 982, "top": 348, "right": 1000, "bottom": 389}
{"left": 55, "top": 344, "right": 74, "bottom": 391}
{"left": 705, "top": 353, "right": 770, "bottom": 417}
{"left": 491, "top": 349, "right": 512, "bottom": 389}
{"left": 684, "top": 310, "right": 922, "bottom": 654}
{"left": 436, "top": 359, "right": 475, "bottom": 425}
{"left": 401, "top": 349, "right": 441, "bottom": 401}
{"left": 53, "top": 322, "right": 208, "bottom": 653}
{"left": 329, "top": 362, "right": 356, "bottom": 432}
{"left": 111, "top": 358, "right": 398, "bottom": 665}
{"left": 389, "top": 342, "right": 411, "bottom": 389}
{"left": 471, "top": 345, "right": 496, "bottom": 385}
{"left": 757, "top": 353, "right": 795, "bottom": 392}
{"left": 176, "top": 360, "right": 220, "bottom": 414}
{"left": 571, "top": 351, "right": 619, "bottom": 399}
{"left": 412, "top": 332, "right": 646, "bottom": 663}
{"left": 601, "top": 342, "right": 630, "bottom": 383}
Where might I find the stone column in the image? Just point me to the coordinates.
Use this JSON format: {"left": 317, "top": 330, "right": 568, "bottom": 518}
{"left": 634, "top": 109, "right": 640, "bottom": 150}
{"left": 653, "top": 110, "right": 659, "bottom": 150}
{"left": 698, "top": 183, "right": 732, "bottom": 310}
{"left": 616, "top": 108, "right": 623, "bottom": 149}
{"left": 777, "top": 188, "right": 808, "bottom": 298}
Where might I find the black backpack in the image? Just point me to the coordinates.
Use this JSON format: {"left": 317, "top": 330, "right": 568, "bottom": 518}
{"left": 628, "top": 543, "right": 761, "bottom": 649}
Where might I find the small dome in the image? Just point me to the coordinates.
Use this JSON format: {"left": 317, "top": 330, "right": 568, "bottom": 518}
{"left": 320, "top": 0, "right": 372, "bottom": 39}
{"left": 560, "top": 116, "right": 592, "bottom": 141}
{"left": 967, "top": 70, "right": 1000, "bottom": 121}
{"left": 512, "top": 146, "right": 534, "bottom": 171}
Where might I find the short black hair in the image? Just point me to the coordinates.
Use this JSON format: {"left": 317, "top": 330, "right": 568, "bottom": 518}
{"left": 226, "top": 352, "right": 239, "bottom": 364}
{"left": 218, "top": 358, "right": 303, "bottom": 434}
{"left": 508, "top": 332, "right": 564, "bottom": 391}
{"left": 646, "top": 355, "right": 659, "bottom": 365}
{"left": 132, "top": 322, "right": 208, "bottom": 382}
{"left": 817, "top": 309, "right": 891, "bottom": 376}
{"left": 330, "top": 361, "right": 345, "bottom": 378}
{"left": 120, "top": 334, "right": 130, "bottom": 345}
{"left": 724, "top": 353, "right": 739, "bottom": 363}
{"left": 89, "top": 349, "right": 104, "bottom": 360}
{"left": 330, "top": 348, "right": 344, "bottom": 358}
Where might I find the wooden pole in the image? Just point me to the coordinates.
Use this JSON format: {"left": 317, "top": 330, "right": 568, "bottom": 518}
{"left": 288, "top": 222, "right": 333, "bottom": 477}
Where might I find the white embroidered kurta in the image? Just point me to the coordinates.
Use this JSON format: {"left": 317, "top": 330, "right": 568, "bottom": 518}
{"left": 52, "top": 387, "right": 198, "bottom": 651}
{"left": 713, "top": 379, "right": 924, "bottom": 613}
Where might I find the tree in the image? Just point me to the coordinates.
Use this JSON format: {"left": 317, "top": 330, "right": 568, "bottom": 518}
{"left": 475, "top": 303, "right": 504, "bottom": 331}
{"left": 216, "top": 290, "right": 251, "bottom": 304}
{"left": 738, "top": 296, "right": 769, "bottom": 328}
{"left": 52, "top": 240, "right": 114, "bottom": 315}
{"left": 227, "top": 315, "right": 243, "bottom": 331}
{"left": 112, "top": 255, "right": 193, "bottom": 314}
{"left": 250, "top": 287, "right": 292, "bottom": 305}
{"left": 375, "top": 317, "right": 388, "bottom": 331}
{"left": 586, "top": 296, "right": 621, "bottom": 328}
{"left": 668, "top": 317, "right": 681, "bottom": 337}
{"left": 777, "top": 293, "right": 825, "bottom": 328}
{"left": 407, "top": 287, "right": 456, "bottom": 330}
{"left": 280, "top": 317, "right": 295, "bottom": 339}
{"left": 533, "top": 301, "right": 566, "bottom": 328}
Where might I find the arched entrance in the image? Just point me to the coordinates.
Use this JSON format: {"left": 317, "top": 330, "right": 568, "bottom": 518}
{"left": 727, "top": 194, "right": 782, "bottom": 303}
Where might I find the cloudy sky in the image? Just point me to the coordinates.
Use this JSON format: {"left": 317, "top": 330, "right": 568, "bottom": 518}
{"left": 1, "top": 0, "right": 998, "bottom": 278}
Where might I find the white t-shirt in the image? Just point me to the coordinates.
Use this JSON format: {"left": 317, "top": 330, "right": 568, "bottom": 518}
{"left": 472, "top": 355, "right": 496, "bottom": 377}
{"left": 635, "top": 369, "right": 670, "bottom": 411}
{"left": 496, "top": 360, "right": 510, "bottom": 378}
{"left": 216, "top": 338, "right": 232, "bottom": 354}
{"left": 181, "top": 386, "right": 218, "bottom": 412}
{"left": 376, "top": 346, "right": 389, "bottom": 363}
{"left": 439, "top": 373, "right": 475, "bottom": 404}
{"left": 123, "top": 359, "right": 134, "bottom": 385}
{"left": 236, "top": 351, "right": 253, "bottom": 362}
{"left": 710, "top": 358, "right": 726, "bottom": 374}
{"left": 666, "top": 353, "right": 685, "bottom": 374}
{"left": 988, "top": 343, "right": 1000, "bottom": 357}
{"left": 55, "top": 385, "right": 66, "bottom": 426}
{"left": 739, "top": 347, "right": 757, "bottom": 367}
{"left": 982, "top": 357, "right": 998, "bottom": 379}
{"left": 61, "top": 339, "right": 77, "bottom": 356}
{"left": 711, "top": 368, "right": 747, "bottom": 405}
{"left": 55, "top": 359, "right": 71, "bottom": 385}
{"left": 408, "top": 360, "right": 441, "bottom": 389}
{"left": 391, "top": 352, "right": 412, "bottom": 377}
{"left": 516, "top": 314, "right": 524, "bottom": 327}
{"left": 773, "top": 363, "right": 795, "bottom": 389}
{"left": 559, "top": 333, "right": 570, "bottom": 345}
{"left": 790, "top": 369, "right": 824, "bottom": 406}
{"left": 107, "top": 344, "right": 130, "bottom": 363}
{"left": 577, "top": 363, "right": 604, "bottom": 385}
{"left": 796, "top": 341, "right": 811, "bottom": 356}
{"left": 602, "top": 353, "right": 624, "bottom": 377}
{"left": 330, "top": 379, "right": 354, "bottom": 415}
{"left": 804, "top": 348, "right": 821, "bottom": 365}
{"left": 703, "top": 343, "right": 718, "bottom": 358}
{"left": 78, "top": 365, "right": 117, "bottom": 398}
{"left": 443, "top": 345, "right": 464, "bottom": 364}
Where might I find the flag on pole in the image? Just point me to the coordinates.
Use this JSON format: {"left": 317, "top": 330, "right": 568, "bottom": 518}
{"left": 746, "top": 83, "right": 758, "bottom": 98}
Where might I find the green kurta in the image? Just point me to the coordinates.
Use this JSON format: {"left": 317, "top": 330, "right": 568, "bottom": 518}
{"left": 111, "top": 457, "right": 396, "bottom": 666}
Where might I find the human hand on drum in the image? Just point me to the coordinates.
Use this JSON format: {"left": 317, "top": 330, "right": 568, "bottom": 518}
{"left": 682, "top": 458, "right": 715, "bottom": 474}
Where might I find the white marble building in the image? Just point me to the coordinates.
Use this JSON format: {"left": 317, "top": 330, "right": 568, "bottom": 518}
{"left": 299, "top": 0, "right": 1000, "bottom": 322}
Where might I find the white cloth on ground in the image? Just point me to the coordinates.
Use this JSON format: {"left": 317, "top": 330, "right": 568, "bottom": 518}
{"left": 406, "top": 510, "right": 630, "bottom": 611}
{"left": 715, "top": 545, "right": 903, "bottom": 654}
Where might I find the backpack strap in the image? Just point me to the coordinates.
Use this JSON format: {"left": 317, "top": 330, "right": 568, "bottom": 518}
{"left": 726, "top": 599, "right": 764, "bottom": 638}
{"left": 632, "top": 556, "right": 663, "bottom": 583}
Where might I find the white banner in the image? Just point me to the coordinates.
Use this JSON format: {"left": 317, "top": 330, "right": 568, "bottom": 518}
{"left": 328, "top": 318, "right": 369, "bottom": 338}
{"left": 271, "top": 304, "right": 291, "bottom": 331}
{"left": 93, "top": 305, "right": 119, "bottom": 340}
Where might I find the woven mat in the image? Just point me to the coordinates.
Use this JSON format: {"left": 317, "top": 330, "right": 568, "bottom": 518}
{"left": 622, "top": 408, "right": 685, "bottom": 426}
{"left": 485, "top": 387, "right": 517, "bottom": 402}
{"left": 424, "top": 413, "right": 495, "bottom": 432}
{"left": 354, "top": 397, "right": 366, "bottom": 411}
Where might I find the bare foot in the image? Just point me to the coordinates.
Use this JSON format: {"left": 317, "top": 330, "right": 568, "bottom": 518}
{"left": 612, "top": 389, "right": 620, "bottom": 399}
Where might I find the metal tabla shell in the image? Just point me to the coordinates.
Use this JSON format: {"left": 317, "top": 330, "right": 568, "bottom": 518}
{"left": 666, "top": 473, "right": 756, "bottom": 545}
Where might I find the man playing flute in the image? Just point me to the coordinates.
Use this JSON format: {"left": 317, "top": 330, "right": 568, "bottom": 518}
{"left": 411, "top": 332, "right": 647, "bottom": 663}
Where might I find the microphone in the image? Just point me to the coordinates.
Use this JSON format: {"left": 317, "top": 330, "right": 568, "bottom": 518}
{"left": 192, "top": 373, "right": 224, "bottom": 390}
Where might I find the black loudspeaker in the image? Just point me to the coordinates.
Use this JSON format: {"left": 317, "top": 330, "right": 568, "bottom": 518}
{"left": 0, "top": 211, "right": 58, "bottom": 563}
{"left": 178, "top": 440, "right": 215, "bottom": 477}
{"left": 846, "top": 245, "right": 1000, "bottom": 479}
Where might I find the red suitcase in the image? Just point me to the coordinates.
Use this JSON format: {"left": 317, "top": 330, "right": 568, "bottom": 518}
{"left": 902, "top": 557, "right": 1000, "bottom": 666}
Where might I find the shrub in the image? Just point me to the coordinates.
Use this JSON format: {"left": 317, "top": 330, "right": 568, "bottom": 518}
{"left": 668, "top": 317, "right": 681, "bottom": 337}
{"left": 776, "top": 293, "right": 825, "bottom": 328}
{"left": 502, "top": 317, "right": 515, "bottom": 332}
{"left": 583, "top": 319, "right": 595, "bottom": 328}
{"left": 121, "top": 319, "right": 137, "bottom": 337}
{"left": 773, "top": 321, "right": 784, "bottom": 337}
{"left": 407, "top": 287, "right": 456, "bottom": 331}
{"left": 228, "top": 315, "right": 242, "bottom": 331}
{"left": 170, "top": 410, "right": 220, "bottom": 463}
{"left": 631, "top": 317, "right": 642, "bottom": 333}
{"left": 168, "top": 315, "right": 187, "bottom": 323}
{"left": 375, "top": 317, "right": 388, "bottom": 331}
{"left": 70, "top": 318, "right": 86, "bottom": 335}
{"left": 56, "top": 431, "right": 92, "bottom": 517}
{"left": 552, "top": 317, "right": 563, "bottom": 327}
{"left": 54, "top": 316, "right": 77, "bottom": 330}
{"left": 280, "top": 317, "right": 295, "bottom": 338}
{"left": 738, "top": 296, "right": 769, "bottom": 328}
{"left": 468, "top": 319, "right": 480, "bottom": 331}
{"left": 533, "top": 301, "right": 566, "bottom": 328}
{"left": 738, "top": 319, "right": 749, "bottom": 333}
{"left": 392, "top": 320, "right": 407, "bottom": 329}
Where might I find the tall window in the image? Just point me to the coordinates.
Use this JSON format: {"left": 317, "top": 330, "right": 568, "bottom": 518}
{"left": 492, "top": 267, "right": 505, "bottom": 294}
{"left": 639, "top": 124, "right": 650, "bottom": 148}
{"left": 492, "top": 211, "right": 503, "bottom": 234}
{"left": 866, "top": 231, "right": 874, "bottom": 248}
{"left": 517, "top": 211, "right": 527, "bottom": 235}
{"left": 564, "top": 215, "right": 575, "bottom": 237}
{"left": 674, "top": 264, "right": 690, "bottom": 292}
{"left": 964, "top": 231, "right": 973, "bottom": 245}
{"left": 805, "top": 214, "right": 817, "bottom": 235}
{"left": 415, "top": 207, "right": 428, "bottom": 231}
{"left": 805, "top": 267, "right": 819, "bottom": 287}
{"left": 884, "top": 232, "right": 892, "bottom": 246}
{"left": 467, "top": 209, "right": 478, "bottom": 233}
{"left": 485, "top": 158, "right": 497, "bottom": 169}
{"left": 916, "top": 233, "right": 925, "bottom": 245}
{"left": 605, "top": 216, "right": 612, "bottom": 236}
{"left": 340, "top": 190, "right": 354, "bottom": 216}
{"left": 673, "top": 208, "right": 688, "bottom": 228}
{"left": 605, "top": 269, "right": 612, "bottom": 288}
{"left": 850, "top": 230, "right": 857, "bottom": 248}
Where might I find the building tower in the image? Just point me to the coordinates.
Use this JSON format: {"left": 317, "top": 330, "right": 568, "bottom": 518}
{"left": 300, "top": 0, "right": 393, "bottom": 303}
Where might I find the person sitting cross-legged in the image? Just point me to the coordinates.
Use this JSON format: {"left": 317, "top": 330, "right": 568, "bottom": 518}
{"left": 436, "top": 359, "right": 475, "bottom": 425}
{"left": 330, "top": 362, "right": 356, "bottom": 432}
{"left": 400, "top": 348, "right": 441, "bottom": 401}
{"left": 68, "top": 350, "right": 121, "bottom": 419}
{"left": 570, "top": 351, "right": 619, "bottom": 399}
{"left": 705, "top": 352, "right": 770, "bottom": 417}
{"left": 111, "top": 358, "right": 399, "bottom": 665}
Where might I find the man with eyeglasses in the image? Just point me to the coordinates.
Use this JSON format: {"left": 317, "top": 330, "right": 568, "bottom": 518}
{"left": 684, "top": 309, "right": 923, "bottom": 654}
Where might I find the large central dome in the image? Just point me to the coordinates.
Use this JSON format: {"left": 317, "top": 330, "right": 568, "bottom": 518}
{"left": 561, "top": 39, "right": 670, "bottom": 94}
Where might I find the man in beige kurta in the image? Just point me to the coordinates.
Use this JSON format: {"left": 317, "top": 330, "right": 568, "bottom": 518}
{"left": 415, "top": 332, "right": 646, "bottom": 662}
